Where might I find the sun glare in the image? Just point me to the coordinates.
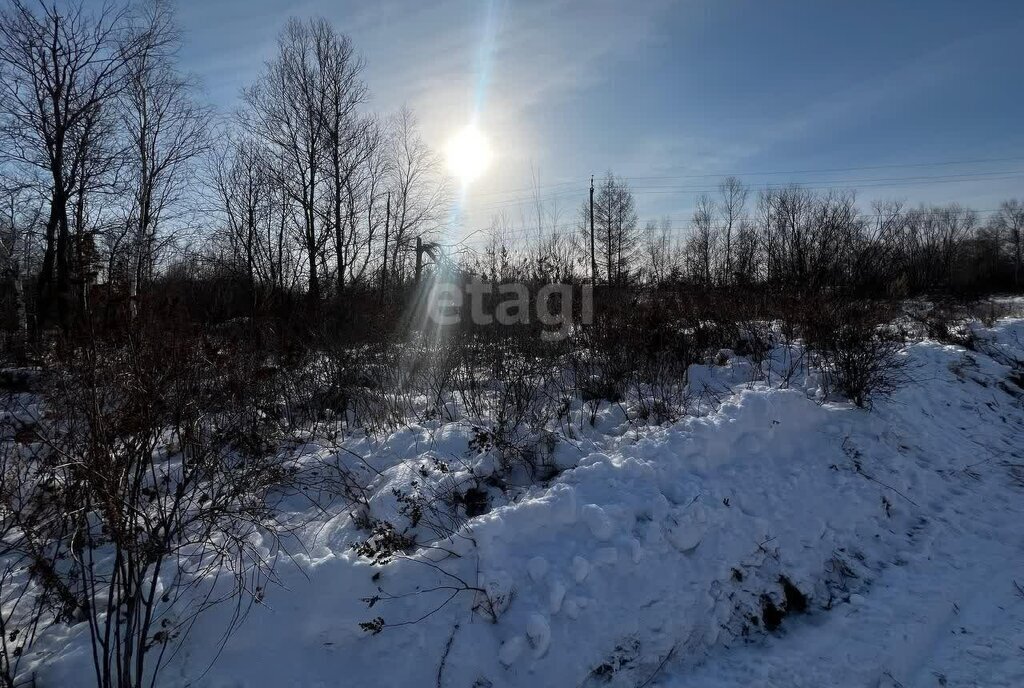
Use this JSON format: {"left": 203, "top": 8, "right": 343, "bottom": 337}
{"left": 446, "top": 125, "right": 491, "bottom": 184}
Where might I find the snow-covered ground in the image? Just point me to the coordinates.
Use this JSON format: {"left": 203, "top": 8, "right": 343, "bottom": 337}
{"left": 27, "top": 315, "right": 1024, "bottom": 687}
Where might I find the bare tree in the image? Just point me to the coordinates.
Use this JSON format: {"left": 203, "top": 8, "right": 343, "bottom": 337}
{"left": 991, "top": 199, "right": 1023, "bottom": 287}
{"left": 233, "top": 21, "right": 444, "bottom": 297}
{"left": 0, "top": 178, "right": 42, "bottom": 359}
{"left": 243, "top": 18, "right": 331, "bottom": 301}
{"left": 854, "top": 200, "right": 908, "bottom": 295}
{"left": 212, "top": 131, "right": 278, "bottom": 298}
{"left": 578, "top": 172, "right": 638, "bottom": 285}
{"left": 358, "top": 117, "right": 392, "bottom": 288}
{"left": 644, "top": 216, "right": 675, "bottom": 285}
{"left": 121, "top": 0, "right": 207, "bottom": 316}
{"left": 717, "top": 176, "right": 747, "bottom": 283}
{"left": 0, "top": 0, "right": 143, "bottom": 327}
{"left": 731, "top": 217, "right": 758, "bottom": 285}
{"left": 386, "top": 107, "right": 447, "bottom": 285}
{"left": 908, "top": 204, "right": 976, "bottom": 290}
{"left": 524, "top": 169, "right": 572, "bottom": 282}
{"left": 686, "top": 193, "right": 716, "bottom": 287}
{"left": 309, "top": 19, "right": 372, "bottom": 293}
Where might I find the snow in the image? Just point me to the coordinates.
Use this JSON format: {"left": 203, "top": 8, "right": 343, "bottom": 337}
{"left": 17, "top": 316, "right": 1024, "bottom": 687}
{"left": 572, "top": 555, "right": 591, "bottom": 583}
{"left": 526, "top": 556, "right": 549, "bottom": 583}
{"left": 663, "top": 455, "right": 1024, "bottom": 688}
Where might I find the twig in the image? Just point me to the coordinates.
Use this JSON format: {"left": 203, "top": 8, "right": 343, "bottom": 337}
{"left": 637, "top": 644, "right": 677, "bottom": 688}
{"left": 854, "top": 464, "right": 919, "bottom": 508}
{"left": 436, "top": 623, "right": 459, "bottom": 688}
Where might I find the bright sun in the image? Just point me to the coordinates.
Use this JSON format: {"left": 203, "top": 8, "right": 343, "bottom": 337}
{"left": 446, "top": 125, "right": 491, "bottom": 184}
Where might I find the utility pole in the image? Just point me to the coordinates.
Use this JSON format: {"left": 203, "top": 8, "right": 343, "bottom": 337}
{"left": 589, "top": 175, "right": 597, "bottom": 284}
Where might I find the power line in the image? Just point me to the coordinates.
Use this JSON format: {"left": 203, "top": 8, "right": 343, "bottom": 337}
{"left": 617, "top": 155, "right": 1024, "bottom": 181}
{"left": 465, "top": 169, "right": 1024, "bottom": 213}
{"left": 462, "top": 153, "right": 1024, "bottom": 202}
{"left": 624, "top": 171, "right": 1024, "bottom": 195}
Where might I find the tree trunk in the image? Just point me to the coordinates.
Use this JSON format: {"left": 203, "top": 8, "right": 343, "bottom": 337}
{"left": 381, "top": 191, "right": 390, "bottom": 292}
{"left": 1014, "top": 226, "right": 1021, "bottom": 288}
{"left": 9, "top": 261, "right": 27, "bottom": 363}
{"left": 306, "top": 212, "right": 320, "bottom": 302}
{"left": 606, "top": 220, "right": 612, "bottom": 286}
{"left": 36, "top": 200, "right": 59, "bottom": 318}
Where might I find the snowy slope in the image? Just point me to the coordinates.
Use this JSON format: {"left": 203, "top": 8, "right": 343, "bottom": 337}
{"left": 27, "top": 319, "right": 1024, "bottom": 688}
{"left": 664, "top": 323, "right": 1024, "bottom": 688}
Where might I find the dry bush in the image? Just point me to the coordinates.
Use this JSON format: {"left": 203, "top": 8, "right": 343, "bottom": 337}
{"left": 0, "top": 314, "right": 323, "bottom": 688}
{"left": 456, "top": 329, "right": 565, "bottom": 479}
{"left": 809, "top": 302, "right": 910, "bottom": 408}
{"left": 628, "top": 299, "right": 696, "bottom": 424}
{"left": 913, "top": 300, "right": 978, "bottom": 349}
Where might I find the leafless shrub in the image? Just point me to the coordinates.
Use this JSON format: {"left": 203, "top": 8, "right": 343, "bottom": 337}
{"left": 814, "top": 303, "right": 911, "bottom": 408}
{"left": 0, "top": 316, "right": 325, "bottom": 688}
{"left": 914, "top": 301, "right": 977, "bottom": 349}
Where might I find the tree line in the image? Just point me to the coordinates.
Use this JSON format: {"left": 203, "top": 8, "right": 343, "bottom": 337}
{"left": 1, "top": 0, "right": 1023, "bottom": 355}
{"left": 473, "top": 172, "right": 1023, "bottom": 298}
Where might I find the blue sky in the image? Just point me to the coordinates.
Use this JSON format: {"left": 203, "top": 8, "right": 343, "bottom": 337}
{"left": 176, "top": 0, "right": 1024, "bottom": 239}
